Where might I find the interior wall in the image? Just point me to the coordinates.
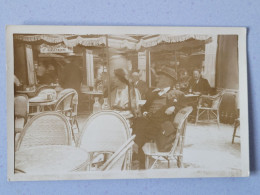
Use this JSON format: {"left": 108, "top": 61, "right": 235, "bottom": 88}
{"left": 14, "top": 42, "right": 28, "bottom": 85}
{"left": 216, "top": 35, "right": 239, "bottom": 90}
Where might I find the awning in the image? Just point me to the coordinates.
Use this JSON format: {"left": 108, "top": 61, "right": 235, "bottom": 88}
{"left": 14, "top": 34, "right": 138, "bottom": 50}
{"left": 136, "top": 34, "right": 212, "bottom": 50}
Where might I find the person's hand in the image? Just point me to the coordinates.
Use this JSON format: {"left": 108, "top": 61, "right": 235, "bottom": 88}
{"left": 143, "top": 111, "right": 148, "bottom": 117}
{"left": 165, "top": 106, "right": 175, "bottom": 115}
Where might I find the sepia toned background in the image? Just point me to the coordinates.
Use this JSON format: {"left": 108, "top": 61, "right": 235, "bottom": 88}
{"left": 1, "top": 0, "right": 259, "bottom": 194}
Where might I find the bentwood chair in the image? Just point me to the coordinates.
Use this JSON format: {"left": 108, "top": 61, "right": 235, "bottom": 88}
{"left": 16, "top": 112, "right": 72, "bottom": 151}
{"left": 232, "top": 118, "right": 240, "bottom": 144}
{"left": 35, "top": 85, "right": 51, "bottom": 96}
{"left": 55, "top": 89, "right": 77, "bottom": 143}
{"left": 195, "top": 90, "right": 225, "bottom": 127}
{"left": 100, "top": 135, "right": 136, "bottom": 171}
{"left": 77, "top": 111, "right": 132, "bottom": 170}
{"left": 57, "top": 89, "right": 79, "bottom": 134}
{"left": 142, "top": 106, "right": 193, "bottom": 169}
{"left": 14, "top": 94, "right": 29, "bottom": 136}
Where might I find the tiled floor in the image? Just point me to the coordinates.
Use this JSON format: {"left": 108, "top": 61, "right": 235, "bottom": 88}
{"left": 75, "top": 114, "right": 241, "bottom": 172}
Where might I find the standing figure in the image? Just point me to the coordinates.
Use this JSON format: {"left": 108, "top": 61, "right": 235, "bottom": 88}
{"left": 110, "top": 68, "right": 141, "bottom": 117}
{"left": 60, "top": 57, "right": 83, "bottom": 94}
{"left": 131, "top": 72, "right": 148, "bottom": 100}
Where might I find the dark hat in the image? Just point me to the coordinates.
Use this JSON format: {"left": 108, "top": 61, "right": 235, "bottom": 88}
{"left": 114, "top": 68, "right": 129, "bottom": 85}
{"left": 157, "top": 66, "right": 177, "bottom": 80}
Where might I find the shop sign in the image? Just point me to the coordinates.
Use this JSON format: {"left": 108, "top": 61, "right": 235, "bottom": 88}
{"left": 138, "top": 51, "right": 146, "bottom": 70}
{"left": 40, "top": 43, "right": 73, "bottom": 53}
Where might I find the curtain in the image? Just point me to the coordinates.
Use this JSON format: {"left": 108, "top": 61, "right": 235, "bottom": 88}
{"left": 216, "top": 35, "right": 239, "bottom": 90}
{"left": 202, "top": 35, "right": 218, "bottom": 87}
{"left": 25, "top": 44, "right": 35, "bottom": 85}
{"left": 85, "top": 50, "right": 94, "bottom": 87}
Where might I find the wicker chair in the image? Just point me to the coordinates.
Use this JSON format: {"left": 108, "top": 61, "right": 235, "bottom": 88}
{"left": 57, "top": 89, "right": 79, "bottom": 133}
{"left": 195, "top": 90, "right": 225, "bottom": 127}
{"left": 232, "top": 118, "right": 240, "bottom": 144}
{"left": 35, "top": 85, "right": 51, "bottom": 96}
{"left": 77, "top": 111, "right": 132, "bottom": 170}
{"left": 142, "top": 106, "right": 193, "bottom": 169}
{"left": 14, "top": 94, "right": 29, "bottom": 135}
{"left": 16, "top": 112, "right": 72, "bottom": 151}
{"left": 55, "top": 90, "right": 77, "bottom": 143}
{"left": 100, "top": 135, "right": 136, "bottom": 171}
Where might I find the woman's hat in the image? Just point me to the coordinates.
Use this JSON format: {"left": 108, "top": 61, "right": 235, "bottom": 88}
{"left": 114, "top": 68, "right": 129, "bottom": 85}
{"left": 157, "top": 66, "right": 177, "bottom": 80}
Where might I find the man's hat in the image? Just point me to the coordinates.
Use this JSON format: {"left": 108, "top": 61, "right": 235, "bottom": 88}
{"left": 157, "top": 66, "right": 177, "bottom": 80}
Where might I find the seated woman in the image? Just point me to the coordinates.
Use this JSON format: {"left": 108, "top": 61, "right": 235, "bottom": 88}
{"left": 111, "top": 68, "right": 141, "bottom": 117}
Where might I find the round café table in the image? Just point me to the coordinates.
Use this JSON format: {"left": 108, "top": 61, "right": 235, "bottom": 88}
{"left": 15, "top": 145, "right": 90, "bottom": 174}
{"left": 29, "top": 96, "right": 58, "bottom": 112}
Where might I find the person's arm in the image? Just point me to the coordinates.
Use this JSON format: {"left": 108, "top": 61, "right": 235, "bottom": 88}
{"left": 201, "top": 79, "right": 211, "bottom": 95}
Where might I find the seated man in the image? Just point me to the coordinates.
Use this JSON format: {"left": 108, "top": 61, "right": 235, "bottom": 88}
{"left": 188, "top": 69, "right": 211, "bottom": 95}
{"left": 132, "top": 67, "right": 185, "bottom": 169}
{"left": 187, "top": 69, "right": 211, "bottom": 121}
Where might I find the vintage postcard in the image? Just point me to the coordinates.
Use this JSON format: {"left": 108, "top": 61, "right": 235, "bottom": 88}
{"left": 6, "top": 25, "right": 249, "bottom": 181}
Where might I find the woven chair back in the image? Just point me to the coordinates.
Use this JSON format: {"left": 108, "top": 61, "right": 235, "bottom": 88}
{"left": 212, "top": 90, "right": 225, "bottom": 109}
{"left": 16, "top": 112, "right": 72, "bottom": 151}
{"left": 173, "top": 106, "right": 193, "bottom": 131}
{"left": 35, "top": 85, "right": 50, "bottom": 96}
{"left": 54, "top": 91, "right": 76, "bottom": 113}
{"left": 57, "top": 88, "right": 78, "bottom": 105}
{"left": 169, "top": 106, "right": 193, "bottom": 157}
{"left": 77, "top": 111, "right": 131, "bottom": 153}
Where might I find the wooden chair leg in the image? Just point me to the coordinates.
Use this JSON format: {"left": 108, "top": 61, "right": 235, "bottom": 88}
{"left": 232, "top": 121, "right": 239, "bottom": 144}
{"left": 195, "top": 109, "right": 199, "bottom": 126}
{"left": 177, "top": 156, "right": 183, "bottom": 168}
{"left": 145, "top": 155, "right": 150, "bottom": 169}
{"left": 217, "top": 110, "right": 220, "bottom": 128}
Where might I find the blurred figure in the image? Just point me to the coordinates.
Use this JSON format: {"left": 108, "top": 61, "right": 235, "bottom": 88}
{"left": 131, "top": 71, "right": 148, "bottom": 100}
{"left": 179, "top": 69, "right": 191, "bottom": 90}
{"left": 150, "top": 62, "right": 158, "bottom": 87}
{"left": 36, "top": 63, "right": 53, "bottom": 85}
{"left": 111, "top": 68, "right": 141, "bottom": 116}
{"left": 60, "top": 57, "right": 83, "bottom": 94}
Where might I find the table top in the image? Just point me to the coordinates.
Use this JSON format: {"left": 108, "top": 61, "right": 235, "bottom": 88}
{"left": 81, "top": 91, "right": 103, "bottom": 95}
{"left": 29, "top": 97, "right": 57, "bottom": 107}
{"left": 184, "top": 93, "right": 200, "bottom": 97}
{"left": 15, "top": 145, "right": 89, "bottom": 174}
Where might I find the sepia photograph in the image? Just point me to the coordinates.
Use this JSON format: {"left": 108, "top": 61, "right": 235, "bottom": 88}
{"left": 6, "top": 26, "right": 249, "bottom": 181}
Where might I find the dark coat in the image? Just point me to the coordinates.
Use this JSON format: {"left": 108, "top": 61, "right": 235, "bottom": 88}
{"left": 60, "top": 64, "right": 82, "bottom": 93}
{"left": 188, "top": 77, "right": 211, "bottom": 95}
{"left": 132, "top": 88, "right": 185, "bottom": 146}
{"left": 135, "top": 80, "right": 148, "bottom": 100}
{"left": 132, "top": 88, "right": 185, "bottom": 168}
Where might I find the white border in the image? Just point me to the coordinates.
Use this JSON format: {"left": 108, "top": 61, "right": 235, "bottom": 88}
{"left": 6, "top": 25, "right": 249, "bottom": 181}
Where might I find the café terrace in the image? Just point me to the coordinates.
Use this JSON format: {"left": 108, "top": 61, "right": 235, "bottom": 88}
{"left": 13, "top": 33, "right": 241, "bottom": 176}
